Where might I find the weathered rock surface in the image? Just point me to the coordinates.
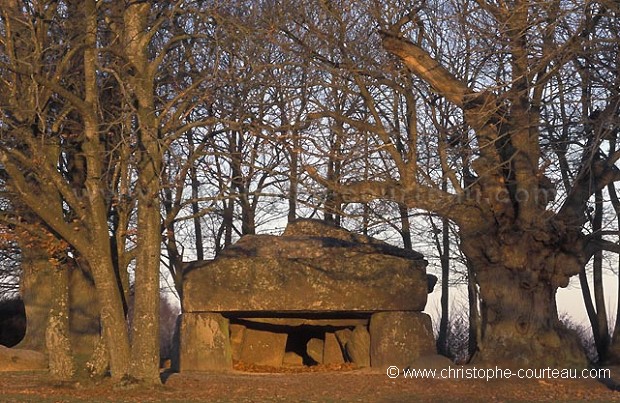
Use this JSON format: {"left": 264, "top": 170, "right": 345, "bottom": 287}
{"left": 369, "top": 312, "right": 436, "bottom": 369}
{"left": 307, "top": 338, "right": 324, "bottom": 364}
{"left": 17, "top": 261, "right": 99, "bottom": 355}
{"left": 346, "top": 326, "right": 371, "bottom": 367}
{"left": 323, "top": 332, "right": 345, "bottom": 365}
{"left": 229, "top": 324, "right": 246, "bottom": 361}
{"left": 235, "top": 317, "right": 368, "bottom": 327}
{"left": 179, "top": 313, "right": 232, "bottom": 371}
{"left": 335, "top": 328, "right": 353, "bottom": 351}
{"left": 282, "top": 351, "right": 304, "bottom": 366}
{"left": 239, "top": 328, "right": 288, "bottom": 367}
{"left": 183, "top": 219, "right": 429, "bottom": 313}
{"left": 0, "top": 345, "right": 47, "bottom": 372}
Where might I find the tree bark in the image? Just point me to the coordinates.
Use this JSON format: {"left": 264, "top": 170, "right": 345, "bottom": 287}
{"left": 130, "top": 195, "right": 161, "bottom": 383}
{"left": 466, "top": 260, "right": 480, "bottom": 360}
{"left": 592, "top": 191, "right": 610, "bottom": 363}
{"left": 438, "top": 217, "right": 450, "bottom": 357}
{"left": 46, "top": 264, "right": 76, "bottom": 380}
{"left": 123, "top": 1, "right": 162, "bottom": 384}
{"left": 462, "top": 233, "right": 587, "bottom": 368}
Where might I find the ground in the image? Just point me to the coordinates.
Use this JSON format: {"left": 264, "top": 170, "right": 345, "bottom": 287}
{"left": 1, "top": 366, "right": 620, "bottom": 402}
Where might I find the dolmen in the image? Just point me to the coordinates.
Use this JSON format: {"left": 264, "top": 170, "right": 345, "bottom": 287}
{"left": 177, "top": 219, "right": 437, "bottom": 371}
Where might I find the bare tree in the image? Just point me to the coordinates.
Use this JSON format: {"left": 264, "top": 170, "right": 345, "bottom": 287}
{"left": 275, "top": 0, "right": 620, "bottom": 366}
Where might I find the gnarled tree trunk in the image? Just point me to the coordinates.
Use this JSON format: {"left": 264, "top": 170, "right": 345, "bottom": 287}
{"left": 461, "top": 228, "right": 587, "bottom": 368}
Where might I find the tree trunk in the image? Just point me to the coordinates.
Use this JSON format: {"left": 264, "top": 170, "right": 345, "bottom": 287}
{"left": 123, "top": 1, "right": 162, "bottom": 384}
{"left": 46, "top": 265, "right": 75, "bottom": 380}
{"left": 466, "top": 260, "right": 480, "bottom": 360}
{"left": 88, "top": 254, "right": 131, "bottom": 380}
{"left": 130, "top": 195, "right": 161, "bottom": 384}
{"left": 592, "top": 191, "right": 610, "bottom": 363}
{"left": 223, "top": 199, "right": 234, "bottom": 249}
{"left": 187, "top": 131, "right": 205, "bottom": 261}
{"left": 606, "top": 185, "right": 620, "bottom": 363}
{"left": 464, "top": 234, "right": 587, "bottom": 368}
{"left": 398, "top": 203, "right": 412, "bottom": 250}
{"left": 579, "top": 265, "right": 600, "bottom": 357}
{"left": 288, "top": 139, "right": 299, "bottom": 223}
{"left": 437, "top": 216, "right": 450, "bottom": 357}
{"left": 609, "top": 252, "right": 620, "bottom": 362}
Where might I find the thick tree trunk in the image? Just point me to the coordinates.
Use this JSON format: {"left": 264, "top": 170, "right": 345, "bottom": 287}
{"left": 123, "top": 0, "right": 162, "bottom": 384}
{"left": 84, "top": 253, "right": 131, "bottom": 380}
{"left": 463, "top": 234, "right": 587, "bottom": 368}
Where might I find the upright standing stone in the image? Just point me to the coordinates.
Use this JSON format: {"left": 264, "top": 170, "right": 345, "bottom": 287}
{"left": 323, "top": 332, "right": 345, "bottom": 364}
{"left": 306, "top": 338, "right": 324, "bottom": 364}
{"left": 346, "top": 325, "right": 371, "bottom": 367}
{"left": 229, "top": 323, "right": 246, "bottom": 361}
{"left": 239, "top": 328, "right": 287, "bottom": 367}
{"left": 179, "top": 313, "right": 232, "bottom": 371}
{"left": 369, "top": 311, "right": 436, "bottom": 369}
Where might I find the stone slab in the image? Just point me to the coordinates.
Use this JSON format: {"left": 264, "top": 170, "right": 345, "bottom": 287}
{"left": 369, "top": 311, "right": 436, "bottom": 369}
{"left": 307, "top": 338, "right": 324, "bottom": 364}
{"left": 346, "top": 325, "right": 370, "bottom": 367}
{"left": 239, "top": 328, "right": 288, "bottom": 367}
{"left": 178, "top": 313, "right": 232, "bottom": 371}
{"left": 235, "top": 317, "right": 368, "bottom": 327}
{"left": 184, "top": 255, "right": 427, "bottom": 313}
{"left": 0, "top": 345, "right": 47, "bottom": 372}
{"left": 183, "top": 220, "right": 428, "bottom": 313}
{"left": 230, "top": 323, "right": 246, "bottom": 361}
{"left": 323, "top": 332, "right": 345, "bottom": 365}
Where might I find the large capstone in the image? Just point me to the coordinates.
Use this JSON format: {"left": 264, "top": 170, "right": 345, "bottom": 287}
{"left": 184, "top": 219, "right": 429, "bottom": 313}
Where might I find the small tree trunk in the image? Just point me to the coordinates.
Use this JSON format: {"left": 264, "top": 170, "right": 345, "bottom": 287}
{"left": 466, "top": 260, "right": 480, "bottom": 360}
{"left": 579, "top": 267, "right": 600, "bottom": 357}
{"left": 223, "top": 199, "right": 234, "bottom": 249}
{"left": 398, "top": 203, "right": 413, "bottom": 250}
{"left": 240, "top": 196, "right": 256, "bottom": 235}
{"left": 46, "top": 265, "right": 75, "bottom": 380}
{"left": 187, "top": 131, "right": 204, "bottom": 261}
{"left": 608, "top": 253, "right": 620, "bottom": 362}
{"left": 606, "top": 185, "right": 620, "bottom": 363}
{"left": 438, "top": 216, "right": 450, "bottom": 357}
{"left": 592, "top": 191, "right": 610, "bottom": 362}
{"left": 288, "top": 142, "right": 299, "bottom": 223}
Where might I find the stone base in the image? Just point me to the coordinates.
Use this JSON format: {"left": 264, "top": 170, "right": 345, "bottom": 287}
{"left": 177, "top": 311, "right": 438, "bottom": 372}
